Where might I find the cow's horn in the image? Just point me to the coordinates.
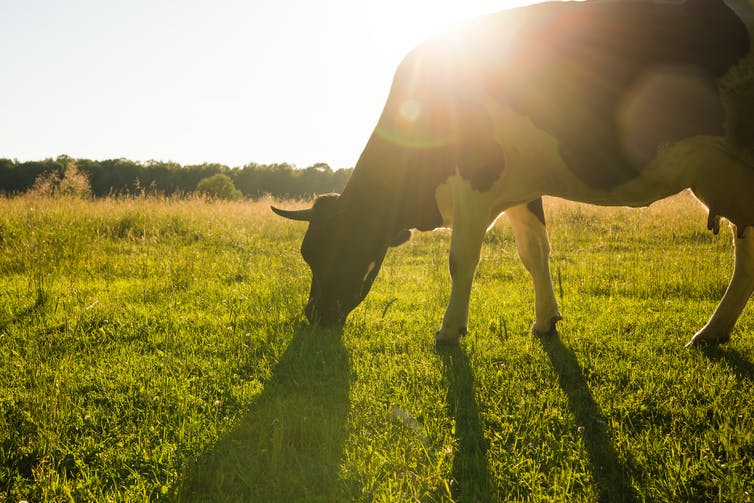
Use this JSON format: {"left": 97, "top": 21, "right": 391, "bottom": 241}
{"left": 271, "top": 206, "right": 314, "bottom": 222}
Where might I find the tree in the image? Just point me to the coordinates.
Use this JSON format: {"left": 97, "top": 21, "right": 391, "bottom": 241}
{"left": 0, "top": 156, "right": 353, "bottom": 199}
{"left": 196, "top": 173, "right": 243, "bottom": 200}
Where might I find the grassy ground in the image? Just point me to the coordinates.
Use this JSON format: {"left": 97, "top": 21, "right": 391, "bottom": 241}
{"left": 1, "top": 192, "right": 753, "bottom": 502}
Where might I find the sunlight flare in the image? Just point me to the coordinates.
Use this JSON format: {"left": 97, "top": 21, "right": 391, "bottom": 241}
{"left": 399, "top": 99, "right": 421, "bottom": 122}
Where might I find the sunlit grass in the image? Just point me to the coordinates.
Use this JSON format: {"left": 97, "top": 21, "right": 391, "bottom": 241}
{"left": 1, "top": 192, "right": 753, "bottom": 501}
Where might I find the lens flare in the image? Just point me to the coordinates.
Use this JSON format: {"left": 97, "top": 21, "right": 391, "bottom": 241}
{"left": 400, "top": 99, "right": 421, "bottom": 121}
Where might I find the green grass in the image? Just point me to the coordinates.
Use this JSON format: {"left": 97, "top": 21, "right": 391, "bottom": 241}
{"left": 1, "top": 192, "right": 753, "bottom": 501}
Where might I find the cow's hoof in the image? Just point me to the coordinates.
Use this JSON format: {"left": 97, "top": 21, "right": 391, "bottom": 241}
{"left": 684, "top": 330, "right": 731, "bottom": 348}
{"left": 435, "top": 326, "right": 467, "bottom": 345}
{"left": 532, "top": 315, "right": 562, "bottom": 337}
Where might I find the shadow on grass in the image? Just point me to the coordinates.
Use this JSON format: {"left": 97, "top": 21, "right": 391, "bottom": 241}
{"left": 537, "top": 333, "right": 637, "bottom": 503}
{"left": 701, "top": 345, "right": 754, "bottom": 383}
{"left": 0, "top": 287, "right": 47, "bottom": 330}
{"left": 177, "top": 324, "right": 353, "bottom": 502}
{"left": 436, "top": 344, "right": 494, "bottom": 502}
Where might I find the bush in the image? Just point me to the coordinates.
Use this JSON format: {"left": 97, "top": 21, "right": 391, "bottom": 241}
{"left": 196, "top": 174, "right": 243, "bottom": 200}
{"left": 28, "top": 161, "right": 91, "bottom": 198}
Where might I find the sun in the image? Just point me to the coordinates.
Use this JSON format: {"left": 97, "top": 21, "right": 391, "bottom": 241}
{"left": 351, "top": 1, "right": 538, "bottom": 75}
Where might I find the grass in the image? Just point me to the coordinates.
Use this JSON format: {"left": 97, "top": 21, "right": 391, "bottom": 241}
{"left": 1, "top": 192, "right": 753, "bottom": 501}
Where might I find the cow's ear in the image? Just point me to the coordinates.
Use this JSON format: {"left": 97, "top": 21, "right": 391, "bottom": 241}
{"left": 389, "top": 229, "right": 412, "bottom": 247}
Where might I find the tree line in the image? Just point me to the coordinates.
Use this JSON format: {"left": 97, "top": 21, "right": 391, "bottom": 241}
{"left": 0, "top": 156, "right": 352, "bottom": 199}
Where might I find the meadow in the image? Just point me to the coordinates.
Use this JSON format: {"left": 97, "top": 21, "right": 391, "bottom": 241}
{"left": 1, "top": 192, "right": 753, "bottom": 502}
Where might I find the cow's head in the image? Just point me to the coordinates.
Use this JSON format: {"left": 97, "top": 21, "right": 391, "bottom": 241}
{"left": 272, "top": 194, "right": 410, "bottom": 326}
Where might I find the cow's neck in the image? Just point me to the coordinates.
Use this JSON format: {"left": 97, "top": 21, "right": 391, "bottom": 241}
{"left": 339, "top": 133, "right": 452, "bottom": 238}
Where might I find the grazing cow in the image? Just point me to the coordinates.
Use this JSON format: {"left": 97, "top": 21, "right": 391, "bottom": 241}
{"left": 273, "top": 0, "right": 754, "bottom": 347}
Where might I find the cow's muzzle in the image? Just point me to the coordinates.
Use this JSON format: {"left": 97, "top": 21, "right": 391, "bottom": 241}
{"left": 305, "top": 300, "right": 346, "bottom": 327}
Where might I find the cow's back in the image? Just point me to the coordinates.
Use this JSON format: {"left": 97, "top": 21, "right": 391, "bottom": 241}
{"left": 441, "top": 0, "right": 751, "bottom": 189}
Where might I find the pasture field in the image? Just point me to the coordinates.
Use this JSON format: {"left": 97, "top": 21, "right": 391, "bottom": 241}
{"left": 1, "top": 193, "right": 753, "bottom": 502}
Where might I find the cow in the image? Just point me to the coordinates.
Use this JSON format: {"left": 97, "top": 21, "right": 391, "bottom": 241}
{"left": 272, "top": 0, "right": 754, "bottom": 347}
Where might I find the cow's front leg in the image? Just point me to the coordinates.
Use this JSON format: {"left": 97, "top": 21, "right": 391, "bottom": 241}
{"left": 435, "top": 211, "right": 489, "bottom": 344}
{"left": 687, "top": 225, "right": 754, "bottom": 346}
{"left": 507, "top": 201, "right": 562, "bottom": 336}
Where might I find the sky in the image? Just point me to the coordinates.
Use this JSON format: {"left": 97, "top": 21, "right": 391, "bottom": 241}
{"left": 1, "top": 0, "right": 538, "bottom": 169}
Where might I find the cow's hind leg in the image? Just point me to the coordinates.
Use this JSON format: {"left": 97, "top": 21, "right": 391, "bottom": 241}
{"left": 507, "top": 200, "right": 562, "bottom": 335}
{"left": 687, "top": 226, "right": 754, "bottom": 347}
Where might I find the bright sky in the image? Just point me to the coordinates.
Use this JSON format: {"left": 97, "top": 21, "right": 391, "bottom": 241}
{"left": 1, "top": 0, "right": 538, "bottom": 169}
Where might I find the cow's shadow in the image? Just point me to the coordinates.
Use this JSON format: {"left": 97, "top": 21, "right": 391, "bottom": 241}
{"left": 537, "top": 333, "right": 638, "bottom": 503}
{"left": 701, "top": 345, "right": 754, "bottom": 383}
{"left": 176, "top": 323, "right": 353, "bottom": 501}
{"left": 436, "top": 344, "right": 494, "bottom": 502}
